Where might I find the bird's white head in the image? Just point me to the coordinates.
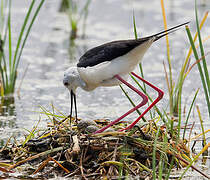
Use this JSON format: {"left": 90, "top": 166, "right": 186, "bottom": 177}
{"left": 63, "top": 67, "right": 86, "bottom": 93}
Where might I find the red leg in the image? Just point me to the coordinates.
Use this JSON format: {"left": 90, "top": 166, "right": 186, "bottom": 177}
{"left": 93, "top": 74, "right": 148, "bottom": 134}
{"left": 120, "top": 72, "right": 164, "bottom": 131}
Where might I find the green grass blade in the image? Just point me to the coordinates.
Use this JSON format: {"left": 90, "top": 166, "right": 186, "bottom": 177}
{"left": 158, "top": 134, "right": 167, "bottom": 179}
{"left": 176, "top": 80, "right": 182, "bottom": 140}
{"left": 185, "top": 26, "right": 210, "bottom": 116}
{"left": 158, "top": 156, "right": 163, "bottom": 180}
{"left": 196, "top": 105, "right": 206, "bottom": 146}
{"left": 165, "top": 156, "right": 175, "bottom": 180}
{"left": 152, "top": 126, "right": 160, "bottom": 179}
{"left": 0, "top": 0, "right": 44, "bottom": 95}
{"left": 0, "top": 33, "right": 7, "bottom": 93}
{"left": 7, "top": 0, "right": 12, "bottom": 74}
{"left": 15, "top": 0, "right": 44, "bottom": 70}
{"left": 183, "top": 89, "right": 199, "bottom": 140}
{"left": 39, "top": 111, "right": 65, "bottom": 119}
{"left": 12, "top": 0, "right": 35, "bottom": 73}
{"left": 1, "top": 4, "right": 9, "bottom": 93}
{"left": 0, "top": 65, "right": 5, "bottom": 93}
{"left": 179, "top": 143, "right": 209, "bottom": 179}
{"left": 162, "top": 110, "right": 173, "bottom": 135}
{"left": 195, "top": 0, "right": 210, "bottom": 98}
{"left": 133, "top": 12, "right": 137, "bottom": 39}
{"left": 50, "top": 103, "right": 66, "bottom": 117}
{"left": 180, "top": 12, "right": 208, "bottom": 84}
{"left": 79, "top": 0, "right": 91, "bottom": 20}
{"left": 160, "top": 0, "right": 173, "bottom": 115}
{"left": 12, "top": 0, "right": 45, "bottom": 90}
{"left": 22, "top": 118, "right": 40, "bottom": 146}
{"left": 118, "top": 13, "right": 150, "bottom": 122}
{"left": 39, "top": 105, "right": 54, "bottom": 123}
{"left": 132, "top": 12, "right": 147, "bottom": 94}
{"left": 2, "top": 53, "right": 8, "bottom": 92}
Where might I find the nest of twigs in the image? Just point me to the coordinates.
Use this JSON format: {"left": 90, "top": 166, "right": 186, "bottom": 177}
{"left": 0, "top": 117, "right": 206, "bottom": 179}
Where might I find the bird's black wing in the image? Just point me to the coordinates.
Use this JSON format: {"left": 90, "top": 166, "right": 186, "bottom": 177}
{"left": 77, "top": 22, "right": 189, "bottom": 68}
{"left": 77, "top": 38, "right": 149, "bottom": 68}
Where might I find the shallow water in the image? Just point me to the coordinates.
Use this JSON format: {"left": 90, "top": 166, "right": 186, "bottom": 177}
{"left": 0, "top": 0, "right": 209, "bottom": 178}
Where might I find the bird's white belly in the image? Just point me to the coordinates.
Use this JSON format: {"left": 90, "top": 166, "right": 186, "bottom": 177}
{"left": 78, "top": 38, "right": 153, "bottom": 89}
{"left": 78, "top": 56, "right": 133, "bottom": 88}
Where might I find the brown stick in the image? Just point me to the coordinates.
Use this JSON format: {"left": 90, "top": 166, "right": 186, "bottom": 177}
{"left": 49, "top": 157, "right": 70, "bottom": 173}
{"left": 79, "top": 149, "right": 88, "bottom": 180}
{"left": 8, "top": 146, "right": 64, "bottom": 170}
{"left": 33, "top": 157, "right": 51, "bottom": 175}
{"left": 168, "top": 151, "right": 210, "bottom": 179}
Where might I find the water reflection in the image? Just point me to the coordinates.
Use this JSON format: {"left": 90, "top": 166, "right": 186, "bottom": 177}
{"left": 0, "top": 96, "right": 17, "bottom": 145}
{"left": 68, "top": 39, "right": 77, "bottom": 61}
{"left": 59, "top": 0, "right": 91, "bottom": 40}
{"left": 0, "top": 96, "right": 16, "bottom": 116}
{"left": 0, "top": 0, "right": 209, "bottom": 155}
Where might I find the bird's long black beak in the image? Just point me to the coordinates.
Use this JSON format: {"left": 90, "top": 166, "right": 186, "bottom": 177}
{"left": 154, "top": 21, "right": 189, "bottom": 37}
{"left": 146, "top": 21, "right": 190, "bottom": 42}
{"left": 70, "top": 90, "right": 73, "bottom": 125}
{"left": 73, "top": 91, "right": 78, "bottom": 123}
{"left": 70, "top": 90, "right": 78, "bottom": 125}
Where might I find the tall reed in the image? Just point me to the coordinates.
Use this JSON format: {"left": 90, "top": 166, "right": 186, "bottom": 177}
{"left": 160, "top": 0, "right": 209, "bottom": 119}
{"left": 0, "top": 0, "right": 44, "bottom": 96}
{"left": 62, "top": 0, "right": 91, "bottom": 40}
{"left": 185, "top": 0, "right": 210, "bottom": 117}
{"left": 120, "top": 1, "right": 209, "bottom": 177}
{"left": 160, "top": 0, "right": 173, "bottom": 115}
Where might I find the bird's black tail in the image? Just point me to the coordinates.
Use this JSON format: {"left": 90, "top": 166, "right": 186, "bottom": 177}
{"left": 147, "top": 21, "right": 189, "bottom": 42}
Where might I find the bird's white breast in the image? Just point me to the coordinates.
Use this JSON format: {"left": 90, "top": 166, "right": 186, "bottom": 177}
{"left": 78, "top": 38, "right": 154, "bottom": 89}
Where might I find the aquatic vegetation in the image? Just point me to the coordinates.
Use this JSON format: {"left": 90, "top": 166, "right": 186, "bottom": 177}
{"left": 161, "top": 0, "right": 210, "bottom": 157}
{"left": 185, "top": 10, "right": 210, "bottom": 117}
{"left": 0, "top": 0, "right": 44, "bottom": 96}
{"left": 60, "top": 0, "right": 91, "bottom": 40}
{"left": 0, "top": 108, "right": 209, "bottom": 179}
{"left": 0, "top": 0, "right": 209, "bottom": 179}
{"left": 119, "top": 0, "right": 209, "bottom": 179}
{"left": 161, "top": 0, "right": 209, "bottom": 118}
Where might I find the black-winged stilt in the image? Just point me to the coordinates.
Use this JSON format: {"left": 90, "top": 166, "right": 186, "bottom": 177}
{"left": 63, "top": 22, "right": 188, "bottom": 134}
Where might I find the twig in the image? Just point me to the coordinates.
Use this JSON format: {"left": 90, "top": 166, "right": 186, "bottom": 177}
{"left": 33, "top": 157, "right": 51, "bottom": 175}
{"left": 125, "top": 158, "right": 152, "bottom": 173}
{"left": 49, "top": 157, "right": 70, "bottom": 173}
{"left": 85, "top": 173, "right": 101, "bottom": 178}
{"left": 124, "top": 161, "right": 136, "bottom": 176}
{"left": 0, "top": 136, "right": 12, "bottom": 153}
{"left": 190, "top": 129, "right": 210, "bottom": 141}
{"left": 168, "top": 151, "right": 210, "bottom": 179}
{"left": 8, "top": 146, "right": 64, "bottom": 170}
{"left": 0, "top": 166, "right": 14, "bottom": 173}
{"left": 65, "top": 168, "right": 80, "bottom": 178}
{"left": 79, "top": 148, "right": 87, "bottom": 180}
{"left": 108, "top": 139, "right": 118, "bottom": 176}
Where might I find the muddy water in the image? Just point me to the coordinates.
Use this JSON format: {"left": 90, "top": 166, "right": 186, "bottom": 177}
{"left": 0, "top": 0, "right": 209, "bottom": 177}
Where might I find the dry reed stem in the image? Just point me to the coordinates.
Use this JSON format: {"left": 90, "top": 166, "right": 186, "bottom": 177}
{"left": 8, "top": 146, "right": 64, "bottom": 170}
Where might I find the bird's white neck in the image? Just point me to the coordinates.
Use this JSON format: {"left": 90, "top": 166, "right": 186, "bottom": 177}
{"left": 64, "top": 67, "right": 88, "bottom": 93}
{"left": 75, "top": 75, "right": 88, "bottom": 92}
